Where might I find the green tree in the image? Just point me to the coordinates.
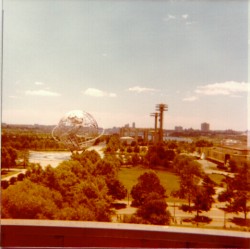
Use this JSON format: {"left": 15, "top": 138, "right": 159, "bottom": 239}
{"left": 72, "top": 149, "right": 101, "bottom": 164}
{"left": 105, "top": 134, "right": 120, "bottom": 153}
{"left": 17, "top": 173, "right": 25, "bottom": 181}
{"left": 22, "top": 150, "right": 30, "bottom": 168}
{"left": 1, "top": 148, "right": 12, "bottom": 170}
{"left": 70, "top": 177, "right": 113, "bottom": 221}
{"left": 179, "top": 175, "right": 215, "bottom": 218}
{"left": 131, "top": 171, "right": 166, "bottom": 207}
{"left": 173, "top": 154, "right": 202, "bottom": 176}
{"left": 172, "top": 156, "right": 203, "bottom": 208}
{"left": 134, "top": 192, "right": 171, "bottom": 225}
{"left": 2, "top": 179, "right": 62, "bottom": 219}
{"left": 195, "top": 139, "right": 213, "bottom": 148}
{"left": 106, "top": 178, "right": 127, "bottom": 200}
{"left": 131, "top": 153, "right": 140, "bottom": 166}
{"left": 1, "top": 146, "right": 17, "bottom": 170}
{"left": 94, "top": 159, "right": 118, "bottom": 178}
{"left": 1, "top": 180, "right": 9, "bottom": 189}
{"left": 145, "top": 145, "right": 175, "bottom": 168}
{"left": 218, "top": 164, "right": 250, "bottom": 220}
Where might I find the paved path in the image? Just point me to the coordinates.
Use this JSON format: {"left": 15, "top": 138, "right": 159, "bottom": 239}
{"left": 1, "top": 169, "right": 27, "bottom": 181}
{"left": 197, "top": 159, "right": 235, "bottom": 177}
{"left": 112, "top": 200, "right": 248, "bottom": 230}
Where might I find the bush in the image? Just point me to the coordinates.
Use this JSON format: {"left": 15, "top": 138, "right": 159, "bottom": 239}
{"left": 9, "top": 177, "right": 17, "bottom": 185}
{"left": 1, "top": 180, "right": 9, "bottom": 189}
{"left": 17, "top": 173, "right": 25, "bottom": 181}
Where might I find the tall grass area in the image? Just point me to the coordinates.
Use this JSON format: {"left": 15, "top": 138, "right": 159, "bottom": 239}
{"left": 118, "top": 166, "right": 180, "bottom": 201}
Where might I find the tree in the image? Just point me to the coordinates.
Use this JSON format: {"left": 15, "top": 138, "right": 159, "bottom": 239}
{"left": 173, "top": 155, "right": 214, "bottom": 217}
{"left": 192, "top": 184, "right": 214, "bottom": 218}
{"left": 173, "top": 154, "right": 202, "bottom": 176}
{"left": 179, "top": 176, "right": 215, "bottom": 218}
{"left": 70, "top": 176, "right": 113, "bottom": 221}
{"left": 1, "top": 150, "right": 11, "bottom": 170}
{"left": 105, "top": 134, "right": 120, "bottom": 153}
{"left": 106, "top": 178, "right": 127, "bottom": 200}
{"left": 71, "top": 150, "right": 101, "bottom": 170}
{"left": 94, "top": 159, "right": 118, "bottom": 178}
{"left": 218, "top": 163, "right": 250, "bottom": 221}
{"left": 195, "top": 139, "right": 213, "bottom": 148}
{"left": 1, "top": 180, "right": 9, "bottom": 189}
{"left": 131, "top": 153, "right": 140, "bottom": 166}
{"left": 165, "top": 149, "right": 176, "bottom": 161}
{"left": 130, "top": 171, "right": 166, "bottom": 207}
{"left": 145, "top": 145, "right": 175, "bottom": 168}
{"left": 17, "top": 173, "right": 25, "bottom": 181}
{"left": 9, "top": 177, "right": 17, "bottom": 185}
{"left": 2, "top": 179, "right": 62, "bottom": 219}
{"left": 20, "top": 149, "right": 29, "bottom": 168}
{"left": 134, "top": 192, "right": 171, "bottom": 225}
{"left": 1, "top": 147, "right": 17, "bottom": 170}
{"left": 172, "top": 156, "right": 203, "bottom": 208}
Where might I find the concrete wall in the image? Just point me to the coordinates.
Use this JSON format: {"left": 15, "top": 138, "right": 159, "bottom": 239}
{"left": 1, "top": 219, "right": 250, "bottom": 248}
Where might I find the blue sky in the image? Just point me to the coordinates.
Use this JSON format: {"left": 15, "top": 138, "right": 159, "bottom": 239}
{"left": 1, "top": 0, "right": 249, "bottom": 130}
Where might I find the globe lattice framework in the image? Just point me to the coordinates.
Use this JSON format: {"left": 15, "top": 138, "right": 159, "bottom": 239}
{"left": 52, "top": 110, "right": 103, "bottom": 151}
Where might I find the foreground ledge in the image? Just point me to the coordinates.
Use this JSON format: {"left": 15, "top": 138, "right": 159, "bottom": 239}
{"left": 1, "top": 219, "right": 250, "bottom": 248}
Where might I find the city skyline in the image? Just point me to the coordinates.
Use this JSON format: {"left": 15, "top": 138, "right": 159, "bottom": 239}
{"left": 1, "top": 0, "right": 249, "bottom": 131}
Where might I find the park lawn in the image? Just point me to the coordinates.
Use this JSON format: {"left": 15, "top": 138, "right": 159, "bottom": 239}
{"left": 118, "top": 165, "right": 180, "bottom": 200}
{"left": 208, "top": 173, "right": 226, "bottom": 186}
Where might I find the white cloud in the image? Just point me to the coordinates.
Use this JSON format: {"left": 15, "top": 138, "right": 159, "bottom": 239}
{"left": 128, "top": 86, "right": 157, "bottom": 93}
{"left": 185, "top": 21, "right": 195, "bottom": 26}
{"left": 195, "top": 81, "right": 249, "bottom": 96}
{"left": 25, "top": 89, "right": 61, "bottom": 96}
{"left": 182, "top": 96, "right": 198, "bottom": 102}
{"left": 109, "top": 93, "right": 117, "bottom": 97}
{"left": 35, "top": 81, "right": 44, "bottom": 85}
{"left": 182, "top": 14, "right": 189, "bottom": 19}
{"left": 9, "top": 95, "right": 19, "bottom": 99}
{"left": 83, "top": 88, "right": 117, "bottom": 97}
{"left": 163, "top": 14, "right": 176, "bottom": 22}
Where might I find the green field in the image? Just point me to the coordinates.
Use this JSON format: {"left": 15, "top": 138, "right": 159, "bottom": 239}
{"left": 208, "top": 173, "right": 226, "bottom": 186}
{"left": 118, "top": 166, "right": 180, "bottom": 200}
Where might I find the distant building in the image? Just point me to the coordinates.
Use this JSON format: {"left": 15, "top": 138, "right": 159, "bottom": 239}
{"left": 132, "top": 122, "right": 135, "bottom": 128}
{"left": 175, "top": 126, "right": 183, "bottom": 132}
{"left": 201, "top": 122, "right": 210, "bottom": 132}
{"left": 204, "top": 145, "right": 250, "bottom": 167}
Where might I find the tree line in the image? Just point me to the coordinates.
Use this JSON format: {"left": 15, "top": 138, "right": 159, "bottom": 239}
{"left": 2, "top": 147, "right": 249, "bottom": 225}
{"left": 2, "top": 150, "right": 126, "bottom": 221}
{"left": 2, "top": 130, "right": 249, "bottom": 226}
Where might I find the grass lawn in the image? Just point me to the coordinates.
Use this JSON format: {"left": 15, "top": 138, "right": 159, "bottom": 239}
{"left": 118, "top": 165, "right": 180, "bottom": 201}
{"left": 208, "top": 173, "right": 226, "bottom": 186}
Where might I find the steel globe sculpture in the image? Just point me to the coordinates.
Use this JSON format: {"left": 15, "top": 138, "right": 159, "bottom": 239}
{"left": 52, "top": 110, "right": 104, "bottom": 151}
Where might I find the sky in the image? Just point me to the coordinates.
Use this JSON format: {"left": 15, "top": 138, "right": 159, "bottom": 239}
{"left": 1, "top": 0, "right": 249, "bottom": 131}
